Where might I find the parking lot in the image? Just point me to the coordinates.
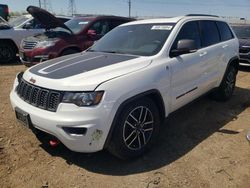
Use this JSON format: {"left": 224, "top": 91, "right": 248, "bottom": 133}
{"left": 0, "top": 63, "right": 249, "bottom": 188}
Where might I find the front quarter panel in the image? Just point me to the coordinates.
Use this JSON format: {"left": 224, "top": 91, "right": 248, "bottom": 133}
{"left": 96, "top": 59, "right": 171, "bottom": 122}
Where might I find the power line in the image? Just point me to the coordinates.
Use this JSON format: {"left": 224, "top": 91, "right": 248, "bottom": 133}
{"left": 68, "top": 0, "right": 77, "bottom": 16}
{"left": 128, "top": 0, "right": 131, "bottom": 17}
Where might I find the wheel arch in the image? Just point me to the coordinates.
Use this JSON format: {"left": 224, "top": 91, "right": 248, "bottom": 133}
{"left": 104, "top": 89, "right": 166, "bottom": 149}
{"left": 227, "top": 56, "right": 239, "bottom": 73}
{"left": 59, "top": 46, "right": 82, "bottom": 56}
{"left": 0, "top": 39, "right": 19, "bottom": 54}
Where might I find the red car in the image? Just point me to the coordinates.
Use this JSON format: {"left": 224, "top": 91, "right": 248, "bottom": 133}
{"left": 20, "top": 6, "right": 134, "bottom": 67}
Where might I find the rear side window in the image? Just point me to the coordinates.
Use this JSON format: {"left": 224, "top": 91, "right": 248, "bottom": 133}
{"left": 200, "top": 21, "right": 220, "bottom": 47}
{"left": 216, "top": 21, "right": 234, "bottom": 41}
{"left": 110, "top": 20, "right": 126, "bottom": 30}
{"left": 171, "top": 21, "right": 201, "bottom": 50}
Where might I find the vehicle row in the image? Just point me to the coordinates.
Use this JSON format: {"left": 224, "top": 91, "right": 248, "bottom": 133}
{"left": 0, "top": 6, "right": 249, "bottom": 66}
{"left": 0, "top": 6, "right": 134, "bottom": 65}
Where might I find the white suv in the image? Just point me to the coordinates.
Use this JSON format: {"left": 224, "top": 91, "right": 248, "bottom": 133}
{"left": 10, "top": 15, "right": 239, "bottom": 159}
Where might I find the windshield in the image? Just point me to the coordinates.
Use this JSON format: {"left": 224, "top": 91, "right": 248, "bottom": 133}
{"left": 89, "top": 23, "right": 175, "bottom": 56}
{"left": 232, "top": 25, "right": 250, "bottom": 39}
{"left": 54, "top": 18, "right": 89, "bottom": 34}
{"left": 9, "top": 16, "right": 30, "bottom": 27}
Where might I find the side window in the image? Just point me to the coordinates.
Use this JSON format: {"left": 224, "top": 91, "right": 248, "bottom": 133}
{"left": 216, "top": 21, "right": 234, "bottom": 41}
{"left": 171, "top": 21, "right": 201, "bottom": 50}
{"left": 32, "top": 19, "right": 45, "bottom": 29}
{"left": 200, "top": 21, "right": 220, "bottom": 47}
{"left": 23, "top": 19, "right": 45, "bottom": 29}
{"left": 89, "top": 21, "right": 110, "bottom": 35}
{"left": 110, "top": 20, "right": 124, "bottom": 30}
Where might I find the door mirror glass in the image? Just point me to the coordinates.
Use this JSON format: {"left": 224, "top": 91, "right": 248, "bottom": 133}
{"left": 170, "top": 39, "right": 197, "bottom": 57}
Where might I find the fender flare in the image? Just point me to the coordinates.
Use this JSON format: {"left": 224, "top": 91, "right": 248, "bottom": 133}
{"left": 103, "top": 89, "right": 166, "bottom": 149}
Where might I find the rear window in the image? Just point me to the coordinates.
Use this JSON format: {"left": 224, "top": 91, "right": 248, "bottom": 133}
{"left": 200, "top": 20, "right": 220, "bottom": 47}
{"left": 216, "top": 21, "right": 234, "bottom": 41}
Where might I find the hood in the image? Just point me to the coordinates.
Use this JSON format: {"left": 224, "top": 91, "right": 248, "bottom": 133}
{"left": 23, "top": 52, "right": 151, "bottom": 91}
{"left": 0, "top": 22, "right": 11, "bottom": 30}
{"left": 26, "top": 6, "right": 72, "bottom": 33}
{"left": 239, "top": 38, "right": 250, "bottom": 47}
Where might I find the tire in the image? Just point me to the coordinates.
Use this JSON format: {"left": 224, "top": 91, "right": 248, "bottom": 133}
{"left": 61, "top": 49, "right": 79, "bottom": 56}
{"left": 0, "top": 42, "right": 16, "bottom": 64}
{"left": 211, "top": 65, "right": 237, "bottom": 101}
{"left": 107, "top": 98, "right": 160, "bottom": 160}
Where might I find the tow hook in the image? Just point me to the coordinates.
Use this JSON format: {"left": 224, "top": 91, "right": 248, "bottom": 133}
{"left": 49, "top": 139, "right": 60, "bottom": 147}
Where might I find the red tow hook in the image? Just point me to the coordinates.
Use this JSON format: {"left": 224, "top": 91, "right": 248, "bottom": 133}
{"left": 49, "top": 139, "right": 60, "bottom": 147}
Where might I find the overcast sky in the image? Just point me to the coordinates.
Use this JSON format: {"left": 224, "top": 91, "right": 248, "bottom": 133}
{"left": 1, "top": 0, "right": 250, "bottom": 18}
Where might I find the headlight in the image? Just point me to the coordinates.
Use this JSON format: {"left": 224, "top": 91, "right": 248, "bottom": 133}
{"left": 62, "top": 91, "right": 104, "bottom": 106}
{"left": 35, "top": 40, "right": 57, "bottom": 49}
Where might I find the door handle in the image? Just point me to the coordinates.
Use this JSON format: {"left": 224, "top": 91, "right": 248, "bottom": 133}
{"left": 222, "top": 44, "right": 228, "bottom": 48}
{"left": 199, "top": 52, "right": 207, "bottom": 57}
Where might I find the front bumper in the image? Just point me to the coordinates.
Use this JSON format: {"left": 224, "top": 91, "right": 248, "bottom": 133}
{"left": 19, "top": 49, "right": 57, "bottom": 67}
{"left": 10, "top": 89, "right": 115, "bottom": 153}
{"left": 247, "top": 130, "right": 250, "bottom": 143}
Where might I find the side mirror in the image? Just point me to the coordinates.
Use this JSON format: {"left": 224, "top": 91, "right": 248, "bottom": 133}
{"left": 87, "top": 29, "right": 97, "bottom": 38}
{"left": 170, "top": 39, "right": 197, "bottom": 57}
{"left": 23, "top": 22, "right": 32, "bottom": 29}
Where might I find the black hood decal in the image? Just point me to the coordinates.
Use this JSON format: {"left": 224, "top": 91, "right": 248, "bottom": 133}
{"left": 29, "top": 52, "right": 139, "bottom": 79}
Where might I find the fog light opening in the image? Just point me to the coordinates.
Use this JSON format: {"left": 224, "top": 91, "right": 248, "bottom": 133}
{"left": 62, "top": 127, "right": 87, "bottom": 136}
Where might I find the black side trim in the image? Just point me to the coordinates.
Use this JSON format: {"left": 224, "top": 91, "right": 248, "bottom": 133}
{"left": 176, "top": 87, "right": 198, "bottom": 99}
{"left": 103, "top": 89, "right": 165, "bottom": 149}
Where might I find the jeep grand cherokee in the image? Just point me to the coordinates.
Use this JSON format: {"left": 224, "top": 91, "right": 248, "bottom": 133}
{"left": 10, "top": 15, "right": 239, "bottom": 159}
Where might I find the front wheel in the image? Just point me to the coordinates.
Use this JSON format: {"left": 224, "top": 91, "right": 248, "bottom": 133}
{"left": 211, "top": 65, "right": 237, "bottom": 101}
{"left": 107, "top": 98, "right": 160, "bottom": 160}
{"left": 0, "top": 43, "right": 16, "bottom": 64}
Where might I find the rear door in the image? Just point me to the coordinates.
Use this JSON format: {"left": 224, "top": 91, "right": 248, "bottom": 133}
{"left": 215, "top": 21, "right": 236, "bottom": 83}
{"left": 198, "top": 20, "right": 224, "bottom": 90}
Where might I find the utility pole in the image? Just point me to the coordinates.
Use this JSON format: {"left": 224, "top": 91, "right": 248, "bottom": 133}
{"left": 39, "top": 0, "right": 41, "bottom": 8}
{"left": 68, "top": 0, "right": 76, "bottom": 16}
{"left": 128, "top": 0, "right": 131, "bottom": 18}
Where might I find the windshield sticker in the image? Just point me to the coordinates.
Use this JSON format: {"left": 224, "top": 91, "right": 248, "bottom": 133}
{"left": 79, "top": 22, "right": 89, "bottom": 25}
{"left": 151, "top": 25, "right": 173, "bottom": 30}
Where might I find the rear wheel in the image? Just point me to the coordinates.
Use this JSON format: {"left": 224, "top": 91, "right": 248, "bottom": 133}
{"left": 0, "top": 42, "right": 16, "bottom": 64}
{"left": 107, "top": 98, "right": 160, "bottom": 160}
{"left": 211, "top": 65, "right": 237, "bottom": 101}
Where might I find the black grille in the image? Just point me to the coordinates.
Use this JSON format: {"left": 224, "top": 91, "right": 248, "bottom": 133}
{"left": 239, "top": 48, "right": 250, "bottom": 54}
{"left": 16, "top": 79, "right": 62, "bottom": 112}
{"left": 22, "top": 40, "right": 38, "bottom": 50}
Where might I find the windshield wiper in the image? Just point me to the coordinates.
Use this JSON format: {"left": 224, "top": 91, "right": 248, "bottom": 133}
{"left": 86, "top": 49, "right": 96, "bottom": 52}
{"left": 99, "top": 50, "right": 126, "bottom": 54}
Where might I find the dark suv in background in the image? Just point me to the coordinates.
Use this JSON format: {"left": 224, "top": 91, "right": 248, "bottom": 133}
{"left": 232, "top": 25, "right": 250, "bottom": 65}
{"left": 20, "top": 6, "right": 134, "bottom": 67}
{"left": 0, "top": 4, "right": 9, "bottom": 21}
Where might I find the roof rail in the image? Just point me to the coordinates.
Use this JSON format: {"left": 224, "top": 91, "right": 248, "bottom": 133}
{"left": 186, "top": 14, "right": 219, "bottom": 18}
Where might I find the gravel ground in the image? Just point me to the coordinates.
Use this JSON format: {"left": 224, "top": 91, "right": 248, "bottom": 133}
{"left": 0, "top": 64, "right": 250, "bottom": 188}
